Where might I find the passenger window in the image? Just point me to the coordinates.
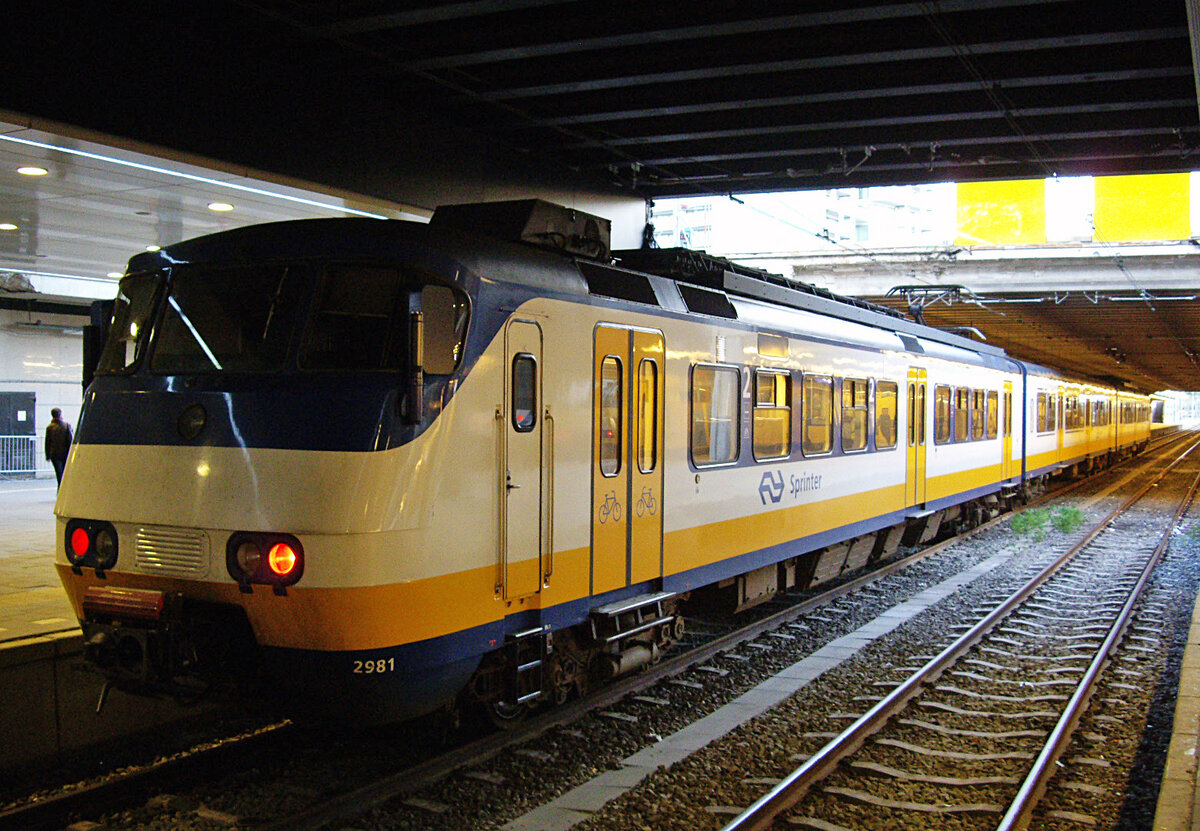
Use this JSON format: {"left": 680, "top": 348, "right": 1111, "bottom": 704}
{"left": 987, "top": 391, "right": 998, "bottom": 439}
{"left": 691, "top": 365, "right": 740, "bottom": 466}
{"left": 637, "top": 359, "right": 658, "bottom": 473}
{"left": 802, "top": 374, "right": 833, "bottom": 455}
{"left": 971, "top": 390, "right": 985, "bottom": 440}
{"left": 599, "top": 357, "right": 622, "bottom": 476}
{"left": 1065, "top": 396, "right": 1082, "bottom": 430}
{"left": 841, "top": 378, "right": 868, "bottom": 452}
{"left": 1047, "top": 395, "right": 1058, "bottom": 431}
{"left": 421, "top": 285, "right": 469, "bottom": 374}
{"left": 1037, "top": 393, "right": 1047, "bottom": 432}
{"left": 934, "top": 385, "right": 951, "bottom": 444}
{"left": 753, "top": 370, "right": 791, "bottom": 460}
{"left": 954, "top": 388, "right": 970, "bottom": 442}
{"left": 512, "top": 354, "right": 537, "bottom": 433}
{"left": 876, "top": 381, "right": 898, "bottom": 449}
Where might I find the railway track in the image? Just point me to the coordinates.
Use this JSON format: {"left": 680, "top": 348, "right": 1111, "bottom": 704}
{"left": 2, "top": 433, "right": 1192, "bottom": 831}
{"left": 720, "top": 438, "right": 1200, "bottom": 831}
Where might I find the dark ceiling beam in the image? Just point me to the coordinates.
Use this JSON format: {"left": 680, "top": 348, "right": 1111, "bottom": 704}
{"left": 564, "top": 99, "right": 1195, "bottom": 150}
{"left": 539, "top": 67, "right": 1191, "bottom": 125}
{"left": 389, "top": 0, "right": 1081, "bottom": 69}
{"left": 644, "top": 148, "right": 1199, "bottom": 196}
{"left": 473, "top": 29, "right": 1183, "bottom": 99}
{"left": 319, "top": 0, "right": 578, "bottom": 34}
{"left": 630, "top": 126, "right": 1195, "bottom": 169}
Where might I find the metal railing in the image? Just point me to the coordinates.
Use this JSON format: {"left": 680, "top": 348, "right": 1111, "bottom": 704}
{"left": 0, "top": 435, "right": 47, "bottom": 477}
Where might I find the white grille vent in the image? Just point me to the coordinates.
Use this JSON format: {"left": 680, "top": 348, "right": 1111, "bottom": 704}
{"left": 135, "top": 527, "right": 209, "bottom": 577}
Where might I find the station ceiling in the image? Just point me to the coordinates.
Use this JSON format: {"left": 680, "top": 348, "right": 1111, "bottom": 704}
{"left": 3, "top": 0, "right": 1200, "bottom": 393}
{"left": 867, "top": 286, "right": 1200, "bottom": 394}
{"left": 7, "top": 1, "right": 1198, "bottom": 203}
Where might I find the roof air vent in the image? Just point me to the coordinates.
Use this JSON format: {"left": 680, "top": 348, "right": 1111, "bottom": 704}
{"left": 430, "top": 199, "right": 611, "bottom": 261}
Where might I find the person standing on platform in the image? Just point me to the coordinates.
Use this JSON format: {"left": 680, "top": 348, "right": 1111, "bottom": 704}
{"left": 45, "top": 407, "right": 72, "bottom": 488}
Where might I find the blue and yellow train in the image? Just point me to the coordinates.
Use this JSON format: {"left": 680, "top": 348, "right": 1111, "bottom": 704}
{"left": 55, "top": 200, "right": 1152, "bottom": 723}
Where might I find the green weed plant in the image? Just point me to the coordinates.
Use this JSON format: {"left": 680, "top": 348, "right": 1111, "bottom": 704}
{"left": 1051, "top": 506, "right": 1085, "bottom": 534}
{"left": 1011, "top": 508, "right": 1051, "bottom": 540}
{"left": 1010, "top": 506, "right": 1085, "bottom": 541}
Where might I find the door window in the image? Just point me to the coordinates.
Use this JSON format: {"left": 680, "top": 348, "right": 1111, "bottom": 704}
{"left": 637, "top": 359, "right": 658, "bottom": 473}
{"left": 512, "top": 354, "right": 537, "bottom": 432}
{"left": 599, "top": 356, "right": 623, "bottom": 476}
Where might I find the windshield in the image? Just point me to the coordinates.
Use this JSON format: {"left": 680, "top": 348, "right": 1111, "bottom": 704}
{"left": 299, "top": 265, "right": 406, "bottom": 370}
{"left": 150, "top": 264, "right": 306, "bottom": 373}
{"left": 95, "top": 261, "right": 469, "bottom": 376}
{"left": 96, "top": 271, "right": 163, "bottom": 374}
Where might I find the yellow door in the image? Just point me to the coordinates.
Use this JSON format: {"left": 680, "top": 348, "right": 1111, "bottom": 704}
{"left": 905, "top": 368, "right": 927, "bottom": 506}
{"left": 630, "top": 330, "right": 665, "bottom": 585}
{"left": 592, "top": 325, "right": 665, "bottom": 595}
{"left": 1056, "top": 387, "right": 1064, "bottom": 461}
{"left": 1002, "top": 382, "right": 1014, "bottom": 481}
{"left": 503, "top": 320, "right": 543, "bottom": 600}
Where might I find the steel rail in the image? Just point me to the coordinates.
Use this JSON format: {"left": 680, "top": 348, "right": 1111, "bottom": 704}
{"left": 997, "top": 453, "right": 1200, "bottom": 830}
{"left": 721, "top": 437, "right": 1200, "bottom": 831}
{"left": 0, "top": 720, "right": 293, "bottom": 831}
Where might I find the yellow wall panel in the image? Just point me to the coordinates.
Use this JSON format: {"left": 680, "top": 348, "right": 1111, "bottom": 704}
{"left": 955, "top": 179, "right": 1046, "bottom": 246}
{"left": 1094, "top": 173, "right": 1190, "bottom": 242}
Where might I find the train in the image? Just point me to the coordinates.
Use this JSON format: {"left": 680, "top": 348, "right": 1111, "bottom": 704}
{"left": 55, "top": 199, "right": 1153, "bottom": 724}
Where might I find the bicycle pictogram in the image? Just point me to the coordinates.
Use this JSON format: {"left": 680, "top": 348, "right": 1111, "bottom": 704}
{"left": 598, "top": 490, "right": 622, "bottom": 524}
{"left": 635, "top": 486, "right": 657, "bottom": 517}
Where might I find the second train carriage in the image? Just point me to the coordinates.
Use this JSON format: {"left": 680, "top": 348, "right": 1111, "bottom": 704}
{"left": 55, "top": 200, "right": 1152, "bottom": 723}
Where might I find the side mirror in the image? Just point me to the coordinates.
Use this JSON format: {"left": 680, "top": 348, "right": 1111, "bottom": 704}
{"left": 403, "top": 310, "right": 424, "bottom": 424}
{"left": 82, "top": 299, "right": 114, "bottom": 393}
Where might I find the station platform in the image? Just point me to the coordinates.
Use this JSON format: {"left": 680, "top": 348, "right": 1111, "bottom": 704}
{"left": 0, "top": 477, "right": 226, "bottom": 778}
{"left": 0, "top": 476, "right": 73, "bottom": 644}
{"left": 1155, "top": 587, "right": 1200, "bottom": 830}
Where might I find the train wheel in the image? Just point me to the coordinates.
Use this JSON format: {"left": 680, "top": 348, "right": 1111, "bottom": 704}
{"left": 487, "top": 699, "right": 528, "bottom": 729}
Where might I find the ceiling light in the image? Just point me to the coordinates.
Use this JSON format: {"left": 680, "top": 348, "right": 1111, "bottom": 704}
{"left": 17, "top": 166, "right": 48, "bottom": 176}
{"left": 0, "top": 134, "right": 389, "bottom": 219}
{"left": 207, "top": 202, "right": 234, "bottom": 212}
{"left": 107, "top": 272, "right": 123, "bottom": 278}
{"left": 0, "top": 223, "right": 17, "bottom": 231}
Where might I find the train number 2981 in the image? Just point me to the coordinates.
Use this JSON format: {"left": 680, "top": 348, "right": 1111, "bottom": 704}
{"left": 353, "top": 658, "right": 396, "bottom": 674}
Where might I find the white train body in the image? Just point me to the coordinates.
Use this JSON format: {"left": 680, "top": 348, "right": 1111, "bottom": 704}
{"left": 55, "top": 202, "right": 1152, "bottom": 722}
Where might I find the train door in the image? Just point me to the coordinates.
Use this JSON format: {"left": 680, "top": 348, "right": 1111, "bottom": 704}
{"left": 1056, "top": 387, "right": 1065, "bottom": 459}
{"left": 503, "top": 320, "right": 544, "bottom": 600}
{"left": 1002, "top": 382, "right": 1014, "bottom": 480}
{"left": 905, "top": 367, "right": 927, "bottom": 506}
{"left": 592, "top": 325, "right": 666, "bottom": 596}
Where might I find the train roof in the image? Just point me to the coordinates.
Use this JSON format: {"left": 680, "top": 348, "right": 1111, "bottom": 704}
{"left": 126, "top": 209, "right": 1015, "bottom": 368}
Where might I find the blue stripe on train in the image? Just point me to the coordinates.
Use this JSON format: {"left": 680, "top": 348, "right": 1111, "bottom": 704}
{"left": 77, "top": 374, "right": 420, "bottom": 452}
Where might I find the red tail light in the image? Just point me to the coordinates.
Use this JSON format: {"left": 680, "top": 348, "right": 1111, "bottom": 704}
{"left": 267, "top": 543, "right": 298, "bottom": 577}
{"left": 71, "top": 527, "right": 90, "bottom": 559}
{"left": 65, "top": 519, "right": 120, "bottom": 571}
{"left": 226, "top": 532, "right": 304, "bottom": 592}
